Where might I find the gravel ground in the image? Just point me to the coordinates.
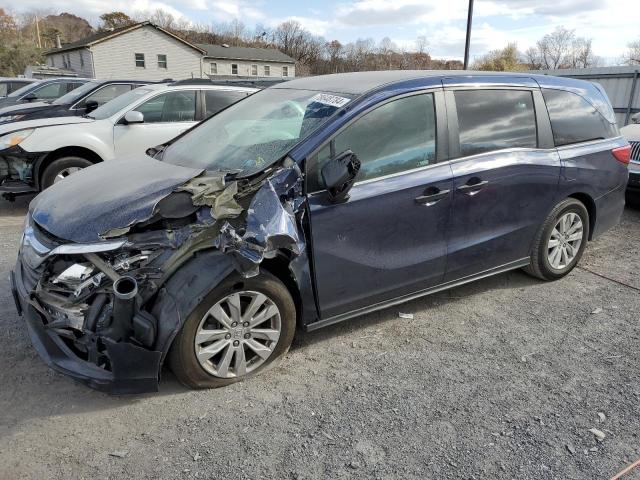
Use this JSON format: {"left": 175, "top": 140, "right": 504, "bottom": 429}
{"left": 0, "top": 193, "right": 639, "bottom": 480}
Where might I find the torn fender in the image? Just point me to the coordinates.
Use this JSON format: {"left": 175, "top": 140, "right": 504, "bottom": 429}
{"left": 215, "top": 166, "right": 305, "bottom": 277}
{"left": 151, "top": 249, "right": 235, "bottom": 359}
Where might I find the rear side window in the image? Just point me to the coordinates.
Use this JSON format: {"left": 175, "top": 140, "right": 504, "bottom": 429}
{"left": 204, "top": 90, "right": 249, "bottom": 118}
{"left": 78, "top": 84, "right": 133, "bottom": 108}
{"left": 309, "top": 93, "right": 437, "bottom": 191}
{"left": 136, "top": 90, "right": 196, "bottom": 123}
{"left": 542, "top": 88, "right": 617, "bottom": 146}
{"left": 454, "top": 89, "right": 537, "bottom": 157}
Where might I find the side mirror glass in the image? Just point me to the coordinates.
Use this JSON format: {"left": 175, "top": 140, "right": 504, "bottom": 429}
{"left": 321, "top": 149, "right": 361, "bottom": 203}
{"left": 84, "top": 100, "right": 99, "bottom": 113}
{"left": 23, "top": 93, "right": 37, "bottom": 102}
{"left": 124, "top": 110, "right": 144, "bottom": 124}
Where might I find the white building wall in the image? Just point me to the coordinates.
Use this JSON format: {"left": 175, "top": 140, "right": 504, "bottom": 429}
{"left": 47, "top": 50, "right": 94, "bottom": 77}
{"left": 205, "top": 59, "right": 295, "bottom": 78}
{"left": 90, "top": 25, "right": 202, "bottom": 80}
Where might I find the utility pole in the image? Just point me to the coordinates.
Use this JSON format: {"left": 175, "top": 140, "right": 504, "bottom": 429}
{"left": 463, "top": 0, "right": 474, "bottom": 69}
{"left": 35, "top": 15, "right": 42, "bottom": 49}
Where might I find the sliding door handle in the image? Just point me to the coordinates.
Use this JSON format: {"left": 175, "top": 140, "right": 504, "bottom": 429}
{"left": 457, "top": 179, "right": 489, "bottom": 195}
{"left": 415, "top": 189, "right": 450, "bottom": 205}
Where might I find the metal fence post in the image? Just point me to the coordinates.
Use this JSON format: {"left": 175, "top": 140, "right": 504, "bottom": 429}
{"left": 625, "top": 70, "right": 639, "bottom": 126}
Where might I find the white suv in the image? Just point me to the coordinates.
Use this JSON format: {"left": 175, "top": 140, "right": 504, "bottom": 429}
{"left": 0, "top": 81, "right": 258, "bottom": 197}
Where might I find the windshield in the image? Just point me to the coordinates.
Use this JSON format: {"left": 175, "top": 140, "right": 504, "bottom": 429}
{"left": 162, "top": 88, "right": 353, "bottom": 175}
{"left": 8, "top": 82, "right": 40, "bottom": 98}
{"left": 52, "top": 81, "right": 98, "bottom": 105}
{"left": 89, "top": 87, "right": 155, "bottom": 120}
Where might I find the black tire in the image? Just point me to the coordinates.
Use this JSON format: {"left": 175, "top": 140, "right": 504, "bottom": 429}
{"left": 169, "top": 271, "right": 296, "bottom": 389}
{"left": 40, "top": 156, "right": 93, "bottom": 190}
{"left": 524, "top": 198, "right": 590, "bottom": 281}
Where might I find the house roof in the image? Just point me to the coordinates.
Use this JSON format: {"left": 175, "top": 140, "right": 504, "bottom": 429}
{"left": 197, "top": 44, "right": 295, "bottom": 64}
{"left": 44, "top": 22, "right": 205, "bottom": 55}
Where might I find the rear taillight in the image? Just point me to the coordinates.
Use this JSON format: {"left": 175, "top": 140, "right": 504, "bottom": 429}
{"left": 612, "top": 145, "right": 631, "bottom": 165}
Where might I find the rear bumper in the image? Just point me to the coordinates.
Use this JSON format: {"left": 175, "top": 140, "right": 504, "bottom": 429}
{"left": 11, "top": 260, "right": 163, "bottom": 395}
{"left": 628, "top": 161, "right": 640, "bottom": 191}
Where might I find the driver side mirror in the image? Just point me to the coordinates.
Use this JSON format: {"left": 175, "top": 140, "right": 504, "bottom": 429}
{"left": 84, "top": 100, "right": 99, "bottom": 113}
{"left": 23, "top": 93, "right": 37, "bottom": 102}
{"left": 321, "top": 149, "right": 361, "bottom": 203}
{"left": 124, "top": 110, "right": 144, "bottom": 124}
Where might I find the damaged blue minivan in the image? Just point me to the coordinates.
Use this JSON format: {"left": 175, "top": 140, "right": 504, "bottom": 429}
{"left": 11, "top": 71, "right": 630, "bottom": 393}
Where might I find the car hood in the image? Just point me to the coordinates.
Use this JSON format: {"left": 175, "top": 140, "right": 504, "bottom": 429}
{"left": 30, "top": 155, "right": 204, "bottom": 243}
{"left": 621, "top": 124, "right": 640, "bottom": 142}
{"left": 0, "top": 115, "right": 94, "bottom": 135}
{"left": 0, "top": 103, "right": 70, "bottom": 124}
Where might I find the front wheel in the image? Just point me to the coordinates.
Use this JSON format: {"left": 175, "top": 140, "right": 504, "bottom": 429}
{"left": 169, "top": 272, "right": 296, "bottom": 389}
{"left": 524, "top": 198, "right": 590, "bottom": 281}
{"left": 40, "top": 156, "right": 93, "bottom": 190}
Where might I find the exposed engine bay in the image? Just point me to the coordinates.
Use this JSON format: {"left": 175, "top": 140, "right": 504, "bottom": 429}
{"left": 14, "top": 158, "right": 311, "bottom": 393}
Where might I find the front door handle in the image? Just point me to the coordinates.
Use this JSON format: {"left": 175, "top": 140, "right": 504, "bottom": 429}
{"left": 457, "top": 179, "right": 489, "bottom": 195}
{"left": 415, "top": 188, "right": 450, "bottom": 206}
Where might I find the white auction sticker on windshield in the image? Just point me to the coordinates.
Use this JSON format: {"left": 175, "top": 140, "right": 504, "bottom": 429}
{"left": 310, "top": 93, "right": 350, "bottom": 108}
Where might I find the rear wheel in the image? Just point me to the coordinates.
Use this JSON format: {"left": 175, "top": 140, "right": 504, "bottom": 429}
{"left": 40, "top": 156, "right": 93, "bottom": 190}
{"left": 524, "top": 198, "right": 590, "bottom": 281}
{"left": 169, "top": 272, "right": 296, "bottom": 389}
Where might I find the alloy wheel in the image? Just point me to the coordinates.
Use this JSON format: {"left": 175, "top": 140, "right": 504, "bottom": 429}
{"left": 194, "top": 291, "right": 282, "bottom": 378}
{"left": 547, "top": 212, "right": 583, "bottom": 270}
{"left": 53, "top": 167, "right": 83, "bottom": 183}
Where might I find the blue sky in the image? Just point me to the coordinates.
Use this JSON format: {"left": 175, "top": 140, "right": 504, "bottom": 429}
{"left": 7, "top": 0, "right": 638, "bottom": 62}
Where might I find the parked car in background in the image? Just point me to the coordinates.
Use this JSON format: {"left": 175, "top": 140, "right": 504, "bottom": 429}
{"left": 0, "top": 78, "right": 36, "bottom": 98}
{"left": 0, "top": 78, "right": 88, "bottom": 109}
{"left": 621, "top": 121, "right": 640, "bottom": 191}
{"left": 0, "top": 79, "right": 153, "bottom": 124}
{"left": 10, "top": 71, "right": 629, "bottom": 393}
{"left": 0, "top": 80, "right": 260, "bottom": 196}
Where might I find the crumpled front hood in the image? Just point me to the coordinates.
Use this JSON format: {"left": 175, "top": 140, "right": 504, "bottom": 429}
{"left": 30, "top": 155, "right": 203, "bottom": 243}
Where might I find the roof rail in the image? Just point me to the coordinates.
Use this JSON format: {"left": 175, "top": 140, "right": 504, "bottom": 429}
{"left": 169, "top": 78, "right": 287, "bottom": 88}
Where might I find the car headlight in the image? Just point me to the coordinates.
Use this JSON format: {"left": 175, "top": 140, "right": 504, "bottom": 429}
{"left": 0, "top": 114, "right": 25, "bottom": 123}
{"left": 0, "top": 129, "right": 34, "bottom": 150}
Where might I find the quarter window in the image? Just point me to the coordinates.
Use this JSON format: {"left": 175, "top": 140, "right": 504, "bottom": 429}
{"left": 135, "top": 53, "right": 145, "bottom": 68}
{"left": 542, "top": 88, "right": 618, "bottom": 146}
{"left": 454, "top": 89, "right": 537, "bottom": 157}
{"left": 157, "top": 54, "right": 167, "bottom": 69}
{"left": 309, "top": 93, "right": 437, "bottom": 190}
{"left": 134, "top": 90, "right": 197, "bottom": 123}
{"left": 231, "top": 64, "right": 238, "bottom": 75}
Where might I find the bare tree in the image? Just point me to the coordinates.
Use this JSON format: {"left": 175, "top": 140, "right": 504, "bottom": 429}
{"left": 528, "top": 27, "right": 598, "bottom": 69}
{"left": 626, "top": 39, "right": 640, "bottom": 65}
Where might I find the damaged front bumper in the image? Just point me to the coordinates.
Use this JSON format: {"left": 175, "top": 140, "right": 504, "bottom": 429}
{"left": 0, "top": 146, "right": 43, "bottom": 196}
{"left": 12, "top": 160, "right": 312, "bottom": 394}
{"left": 11, "top": 261, "right": 162, "bottom": 394}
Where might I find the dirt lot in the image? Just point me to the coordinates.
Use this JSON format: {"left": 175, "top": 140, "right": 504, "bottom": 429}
{"left": 0, "top": 194, "right": 639, "bottom": 480}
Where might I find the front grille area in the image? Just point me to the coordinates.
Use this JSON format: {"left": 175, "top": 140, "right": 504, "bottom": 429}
{"left": 631, "top": 141, "right": 640, "bottom": 162}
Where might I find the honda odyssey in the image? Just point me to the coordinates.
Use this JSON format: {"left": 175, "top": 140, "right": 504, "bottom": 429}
{"left": 11, "top": 71, "right": 630, "bottom": 393}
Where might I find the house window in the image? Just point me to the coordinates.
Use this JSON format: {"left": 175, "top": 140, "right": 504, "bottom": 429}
{"left": 157, "top": 54, "right": 167, "bottom": 69}
{"left": 210, "top": 62, "right": 217, "bottom": 75}
{"left": 80, "top": 53, "right": 84, "bottom": 67}
{"left": 231, "top": 64, "right": 238, "bottom": 75}
{"left": 251, "top": 64, "right": 258, "bottom": 76}
{"left": 282, "top": 66, "right": 288, "bottom": 77}
{"left": 135, "top": 53, "right": 145, "bottom": 68}
{"left": 264, "top": 65, "right": 270, "bottom": 76}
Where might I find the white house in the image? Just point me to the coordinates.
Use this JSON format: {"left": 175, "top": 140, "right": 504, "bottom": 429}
{"left": 198, "top": 44, "right": 295, "bottom": 79}
{"left": 43, "top": 22, "right": 296, "bottom": 82}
